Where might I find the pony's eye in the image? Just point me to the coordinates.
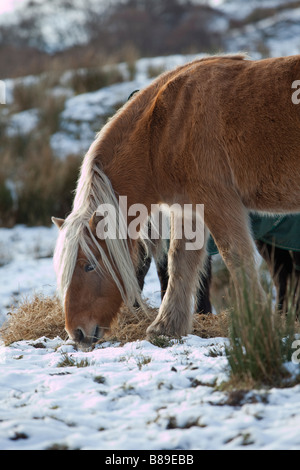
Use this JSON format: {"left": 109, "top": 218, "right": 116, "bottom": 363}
{"left": 84, "top": 264, "right": 95, "bottom": 273}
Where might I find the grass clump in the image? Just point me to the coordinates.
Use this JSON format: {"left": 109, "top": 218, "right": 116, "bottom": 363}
{"left": 225, "top": 274, "right": 300, "bottom": 389}
{"left": 0, "top": 294, "right": 66, "bottom": 345}
{"left": 57, "top": 353, "right": 90, "bottom": 368}
{"left": 70, "top": 66, "right": 125, "bottom": 95}
{"left": 94, "top": 375, "right": 106, "bottom": 384}
{"left": 150, "top": 335, "right": 174, "bottom": 348}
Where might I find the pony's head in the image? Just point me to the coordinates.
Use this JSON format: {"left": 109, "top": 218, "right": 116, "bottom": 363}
{"left": 52, "top": 211, "right": 143, "bottom": 348}
{"left": 52, "top": 160, "right": 143, "bottom": 348}
{"left": 53, "top": 215, "right": 124, "bottom": 347}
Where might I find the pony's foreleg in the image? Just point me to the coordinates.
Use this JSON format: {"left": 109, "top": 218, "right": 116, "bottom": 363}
{"left": 146, "top": 212, "right": 207, "bottom": 337}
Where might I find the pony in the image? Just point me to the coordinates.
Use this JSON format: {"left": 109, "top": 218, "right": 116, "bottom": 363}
{"left": 53, "top": 54, "right": 300, "bottom": 347}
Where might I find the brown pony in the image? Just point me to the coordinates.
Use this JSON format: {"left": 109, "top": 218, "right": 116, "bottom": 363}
{"left": 53, "top": 54, "right": 300, "bottom": 347}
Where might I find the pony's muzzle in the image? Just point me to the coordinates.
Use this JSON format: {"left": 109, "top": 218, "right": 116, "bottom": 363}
{"left": 71, "top": 325, "right": 103, "bottom": 347}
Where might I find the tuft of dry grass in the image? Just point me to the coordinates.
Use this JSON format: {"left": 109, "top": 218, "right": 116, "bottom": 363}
{"left": 0, "top": 294, "right": 66, "bottom": 345}
{"left": 193, "top": 310, "right": 229, "bottom": 339}
{"left": 93, "top": 306, "right": 229, "bottom": 346}
{"left": 0, "top": 294, "right": 229, "bottom": 346}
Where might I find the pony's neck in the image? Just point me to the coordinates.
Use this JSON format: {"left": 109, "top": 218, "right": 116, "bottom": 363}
{"left": 92, "top": 102, "right": 157, "bottom": 211}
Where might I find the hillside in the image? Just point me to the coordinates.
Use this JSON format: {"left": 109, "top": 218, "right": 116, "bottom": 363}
{"left": 1, "top": 0, "right": 300, "bottom": 79}
{"left": 0, "top": 0, "right": 226, "bottom": 78}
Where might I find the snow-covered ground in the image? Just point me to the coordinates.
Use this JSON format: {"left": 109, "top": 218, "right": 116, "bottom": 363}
{"left": 1, "top": 226, "right": 300, "bottom": 450}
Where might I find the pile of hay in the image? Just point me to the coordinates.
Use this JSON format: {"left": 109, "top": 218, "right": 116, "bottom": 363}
{"left": 108, "top": 305, "right": 229, "bottom": 345}
{"left": 0, "top": 294, "right": 229, "bottom": 346}
{"left": 0, "top": 295, "right": 67, "bottom": 345}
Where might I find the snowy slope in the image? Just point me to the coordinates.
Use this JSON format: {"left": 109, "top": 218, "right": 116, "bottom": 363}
{"left": 2, "top": 0, "right": 300, "bottom": 58}
{"left": 0, "top": 0, "right": 227, "bottom": 53}
{"left": 0, "top": 0, "right": 116, "bottom": 52}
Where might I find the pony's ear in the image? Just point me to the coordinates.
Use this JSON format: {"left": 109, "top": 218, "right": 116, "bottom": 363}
{"left": 89, "top": 211, "right": 103, "bottom": 235}
{"left": 52, "top": 217, "right": 65, "bottom": 229}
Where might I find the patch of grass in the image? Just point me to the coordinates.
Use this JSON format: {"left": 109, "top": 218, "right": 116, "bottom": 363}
{"left": 94, "top": 375, "right": 106, "bottom": 384}
{"left": 57, "top": 353, "right": 90, "bottom": 368}
{"left": 224, "top": 273, "right": 300, "bottom": 389}
{"left": 121, "top": 383, "right": 135, "bottom": 393}
{"left": 190, "top": 377, "right": 216, "bottom": 388}
{"left": 46, "top": 443, "right": 71, "bottom": 450}
{"left": 0, "top": 294, "right": 66, "bottom": 345}
{"left": 13, "top": 80, "right": 45, "bottom": 112}
{"left": 136, "top": 354, "right": 151, "bottom": 369}
{"left": 147, "top": 64, "right": 166, "bottom": 79}
{"left": 150, "top": 336, "right": 173, "bottom": 348}
{"left": 38, "top": 94, "right": 66, "bottom": 134}
{"left": 0, "top": 69, "right": 80, "bottom": 228}
{"left": 0, "top": 179, "right": 14, "bottom": 226}
{"left": 70, "top": 66, "right": 124, "bottom": 95}
{"left": 10, "top": 432, "right": 29, "bottom": 441}
{"left": 207, "top": 346, "right": 225, "bottom": 357}
{"left": 0, "top": 126, "right": 82, "bottom": 226}
{"left": 166, "top": 415, "right": 206, "bottom": 429}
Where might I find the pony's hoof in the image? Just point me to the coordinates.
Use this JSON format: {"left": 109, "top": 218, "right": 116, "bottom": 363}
{"left": 146, "top": 322, "right": 170, "bottom": 339}
{"left": 146, "top": 320, "right": 188, "bottom": 339}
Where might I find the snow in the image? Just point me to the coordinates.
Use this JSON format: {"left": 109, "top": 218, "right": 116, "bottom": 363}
{"left": 225, "top": 6, "right": 300, "bottom": 58}
{"left": 6, "top": 108, "right": 39, "bottom": 137}
{"left": 0, "top": 225, "right": 300, "bottom": 450}
{"left": 218, "top": 0, "right": 294, "bottom": 20}
{"left": 0, "top": 226, "right": 58, "bottom": 324}
{"left": 0, "top": 0, "right": 115, "bottom": 52}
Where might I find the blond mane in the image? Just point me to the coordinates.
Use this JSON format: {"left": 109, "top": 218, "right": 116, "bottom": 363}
{"left": 53, "top": 137, "right": 144, "bottom": 309}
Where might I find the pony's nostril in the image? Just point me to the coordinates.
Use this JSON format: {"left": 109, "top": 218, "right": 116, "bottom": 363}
{"left": 71, "top": 326, "right": 102, "bottom": 346}
{"left": 74, "top": 328, "right": 85, "bottom": 344}
{"left": 92, "top": 326, "right": 99, "bottom": 343}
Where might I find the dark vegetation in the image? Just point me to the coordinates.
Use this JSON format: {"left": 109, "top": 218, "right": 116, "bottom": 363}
{"left": 0, "top": 0, "right": 225, "bottom": 79}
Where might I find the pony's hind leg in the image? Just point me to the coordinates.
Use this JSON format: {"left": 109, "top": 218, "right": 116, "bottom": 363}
{"left": 204, "top": 191, "right": 267, "bottom": 309}
{"left": 146, "top": 211, "right": 207, "bottom": 338}
{"left": 196, "top": 256, "right": 212, "bottom": 314}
